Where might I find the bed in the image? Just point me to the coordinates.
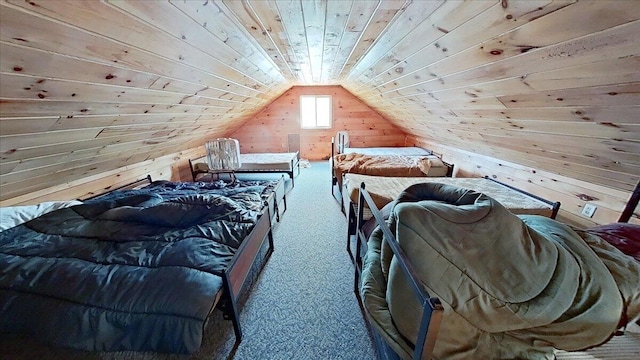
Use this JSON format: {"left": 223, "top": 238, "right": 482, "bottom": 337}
{"left": 190, "top": 151, "right": 300, "bottom": 187}
{"left": 353, "top": 181, "right": 640, "bottom": 360}
{"left": 0, "top": 177, "right": 284, "bottom": 354}
{"left": 330, "top": 136, "right": 454, "bottom": 200}
{"left": 343, "top": 174, "right": 561, "bottom": 263}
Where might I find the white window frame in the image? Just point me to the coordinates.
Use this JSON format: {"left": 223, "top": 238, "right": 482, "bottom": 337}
{"left": 300, "top": 95, "right": 332, "bottom": 129}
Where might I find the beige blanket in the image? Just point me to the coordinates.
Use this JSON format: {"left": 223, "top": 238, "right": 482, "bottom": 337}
{"left": 333, "top": 153, "right": 431, "bottom": 188}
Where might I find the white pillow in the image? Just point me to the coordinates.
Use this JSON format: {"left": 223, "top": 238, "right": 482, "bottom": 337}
{"left": 0, "top": 200, "right": 82, "bottom": 232}
{"left": 426, "top": 157, "right": 449, "bottom": 177}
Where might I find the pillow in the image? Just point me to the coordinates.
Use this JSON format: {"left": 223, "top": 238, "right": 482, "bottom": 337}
{"left": 426, "top": 157, "right": 449, "bottom": 177}
{"left": 0, "top": 200, "right": 83, "bottom": 232}
{"left": 193, "top": 162, "right": 210, "bottom": 172}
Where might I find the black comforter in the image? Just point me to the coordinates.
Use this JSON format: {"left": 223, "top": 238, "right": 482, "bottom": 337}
{"left": 0, "top": 180, "right": 275, "bottom": 353}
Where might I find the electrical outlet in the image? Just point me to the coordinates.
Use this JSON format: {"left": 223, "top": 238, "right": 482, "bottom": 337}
{"left": 582, "top": 203, "right": 597, "bottom": 218}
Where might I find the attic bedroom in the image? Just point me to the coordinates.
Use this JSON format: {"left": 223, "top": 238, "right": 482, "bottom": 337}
{"left": 1, "top": 0, "right": 639, "bottom": 359}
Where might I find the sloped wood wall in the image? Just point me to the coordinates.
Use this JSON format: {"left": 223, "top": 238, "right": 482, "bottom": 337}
{"left": 229, "top": 86, "right": 407, "bottom": 160}
{"left": 1, "top": 0, "right": 638, "bottom": 226}
{"left": 408, "top": 137, "right": 639, "bottom": 228}
{"left": 337, "top": 0, "right": 640, "bottom": 225}
{"left": 0, "top": 0, "right": 290, "bottom": 205}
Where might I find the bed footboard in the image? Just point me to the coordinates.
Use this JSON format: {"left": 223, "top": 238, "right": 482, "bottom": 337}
{"left": 265, "top": 175, "right": 287, "bottom": 224}
{"left": 221, "top": 206, "right": 275, "bottom": 340}
{"left": 484, "top": 176, "right": 561, "bottom": 219}
{"left": 354, "top": 184, "right": 443, "bottom": 359}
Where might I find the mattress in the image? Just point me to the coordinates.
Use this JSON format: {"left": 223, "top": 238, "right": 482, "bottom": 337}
{"left": 237, "top": 152, "right": 298, "bottom": 171}
{"left": 344, "top": 174, "right": 555, "bottom": 218}
{"left": 342, "top": 146, "right": 431, "bottom": 156}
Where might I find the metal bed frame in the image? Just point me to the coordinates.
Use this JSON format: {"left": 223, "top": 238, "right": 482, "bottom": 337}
{"left": 78, "top": 175, "right": 279, "bottom": 350}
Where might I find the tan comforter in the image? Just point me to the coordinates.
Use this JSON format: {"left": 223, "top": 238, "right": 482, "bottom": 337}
{"left": 333, "top": 153, "right": 431, "bottom": 188}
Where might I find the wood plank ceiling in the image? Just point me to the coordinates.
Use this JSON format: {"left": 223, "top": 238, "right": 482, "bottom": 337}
{"left": 1, "top": 0, "right": 639, "bottom": 203}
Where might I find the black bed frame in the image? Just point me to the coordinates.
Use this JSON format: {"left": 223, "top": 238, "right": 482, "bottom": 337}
{"left": 619, "top": 179, "right": 639, "bottom": 223}
{"left": 189, "top": 151, "right": 301, "bottom": 187}
{"left": 345, "top": 176, "right": 561, "bottom": 266}
{"left": 353, "top": 183, "right": 443, "bottom": 360}
{"left": 80, "top": 175, "right": 279, "bottom": 348}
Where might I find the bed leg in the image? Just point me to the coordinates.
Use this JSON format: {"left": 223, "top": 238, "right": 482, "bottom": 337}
{"left": 347, "top": 205, "right": 356, "bottom": 264}
{"left": 222, "top": 273, "right": 243, "bottom": 341}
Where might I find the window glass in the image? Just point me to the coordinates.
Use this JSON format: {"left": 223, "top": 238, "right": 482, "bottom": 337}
{"left": 300, "top": 95, "right": 331, "bottom": 129}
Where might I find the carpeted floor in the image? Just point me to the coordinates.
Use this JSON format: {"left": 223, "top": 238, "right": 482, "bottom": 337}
{"left": 0, "top": 161, "right": 376, "bottom": 360}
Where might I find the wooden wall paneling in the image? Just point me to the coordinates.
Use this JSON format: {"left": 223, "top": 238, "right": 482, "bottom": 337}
{"left": 0, "top": 3, "right": 269, "bottom": 100}
{"left": 0, "top": 41, "right": 159, "bottom": 89}
{"left": 44, "top": 114, "right": 204, "bottom": 131}
{"left": 0, "top": 124, "right": 221, "bottom": 175}
{"left": 442, "top": 105, "right": 640, "bottom": 124}
{"left": 229, "top": 85, "right": 408, "bottom": 160}
{"left": 213, "top": 0, "right": 299, "bottom": 82}
{"left": 326, "top": 1, "right": 379, "bottom": 81}
{"left": 228, "top": 0, "right": 304, "bottom": 82}
{"left": 167, "top": 0, "right": 289, "bottom": 82}
{"left": 349, "top": 0, "right": 498, "bottom": 91}
{"left": 0, "top": 73, "right": 238, "bottom": 106}
{"left": 0, "top": 146, "right": 204, "bottom": 207}
{"left": 7, "top": 0, "right": 280, "bottom": 92}
{"left": 0, "top": 43, "right": 258, "bottom": 108}
{"left": 0, "top": 121, "right": 229, "bottom": 176}
{"left": 498, "top": 82, "right": 640, "bottom": 108}
{"left": 402, "top": 124, "right": 639, "bottom": 190}
{"left": 380, "top": 55, "right": 640, "bottom": 104}
{"left": 344, "top": 0, "right": 444, "bottom": 83}
{"left": 300, "top": 0, "right": 327, "bottom": 83}
{"left": 0, "top": 116, "right": 60, "bottom": 135}
{"left": 0, "top": 136, "right": 206, "bottom": 202}
{"left": 0, "top": 41, "right": 265, "bottom": 102}
{"left": 373, "top": 19, "right": 640, "bottom": 98}
{"left": 0, "top": 99, "right": 212, "bottom": 118}
{"left": 319, "top": 0, "right": 351, "bottom": 84}
{"left": 106, "top": 0, "right": 286, "bottom": 89}
{"left": 337, "top": 1, "right": 407, "bottom": 80}
{"left": 515, "top": 54, "right": 640, "bottom": 92}
{"left": 407, "top": 136, "right": 637, "bottom": 227}
{"left": 351, "top": 0, "right": 576, "bottom": 91}
{"left": 275, "top": 0, "right": 313, "bottom": 83}
{"left": 421, "top": 115, "right": 640, "bottom": 144}
{"left": 440, "top": 127, "right": 640, "bottom": 180}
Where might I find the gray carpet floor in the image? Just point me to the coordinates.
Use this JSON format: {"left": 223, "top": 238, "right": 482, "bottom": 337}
{"left": 0, "top": 161, "right": 377, "bottom": 360}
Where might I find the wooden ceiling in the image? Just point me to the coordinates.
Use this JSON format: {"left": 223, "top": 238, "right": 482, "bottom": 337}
{"left": 1, "top": 0, "right": 639, "bottom": 202}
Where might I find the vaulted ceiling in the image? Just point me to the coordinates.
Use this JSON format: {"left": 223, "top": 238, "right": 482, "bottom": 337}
{"left": 1, "top": 0, "right": 639, "bottom": 202}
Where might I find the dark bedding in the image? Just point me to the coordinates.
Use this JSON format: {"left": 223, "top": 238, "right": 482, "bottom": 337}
{"left": 0, "top": 180, "right": 276, "bottom": 354}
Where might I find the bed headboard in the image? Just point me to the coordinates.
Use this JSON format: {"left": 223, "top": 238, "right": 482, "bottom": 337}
{"left": 336, "top": 131, "right": 349, "bottom": 153}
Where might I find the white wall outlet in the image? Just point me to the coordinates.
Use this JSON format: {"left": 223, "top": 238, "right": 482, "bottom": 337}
{"left": 582, "top": 203, "right": 597, "bottom": 218}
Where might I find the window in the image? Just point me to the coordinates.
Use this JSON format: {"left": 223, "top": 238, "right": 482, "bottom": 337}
{"left": 300, "top": 95, "right": 332, "bottom": 129}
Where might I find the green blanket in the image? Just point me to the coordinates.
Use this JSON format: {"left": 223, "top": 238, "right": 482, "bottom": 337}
{"left": 362, "top": 183, "right": 640, "bottom": 359}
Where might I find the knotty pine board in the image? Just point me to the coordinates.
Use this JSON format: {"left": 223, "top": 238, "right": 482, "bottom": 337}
{"left": 407, "top": 136, "right": 638, "bottom": 227}
{"left": 229, "top": 85, "right": 408, "bottom": 160}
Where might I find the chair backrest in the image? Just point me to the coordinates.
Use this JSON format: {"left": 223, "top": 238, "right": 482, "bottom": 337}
{"left": 336, "top": 131, "right": 349, "bottom": 153}
{"left": 205, "top": 138, "right": 241, "bottom": 170}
